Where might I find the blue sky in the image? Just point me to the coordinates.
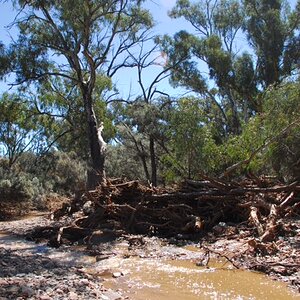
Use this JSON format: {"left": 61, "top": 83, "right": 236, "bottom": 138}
{"left": 0, "top": 0, "right": 298, "bottom": 98}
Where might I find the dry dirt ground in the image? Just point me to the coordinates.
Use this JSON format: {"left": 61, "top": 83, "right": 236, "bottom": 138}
{"left": 0, "top": 215, "right": 125, "bottom": 300}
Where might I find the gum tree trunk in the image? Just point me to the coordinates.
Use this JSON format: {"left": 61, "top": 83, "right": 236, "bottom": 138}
{"left": 84, "top": 92, "right": 106, "bottom": 189}
{"left": 149, "top": 135, "right": 157, "bottom": 186}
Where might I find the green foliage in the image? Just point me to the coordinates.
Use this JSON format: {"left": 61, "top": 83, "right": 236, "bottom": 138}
{"left": 0, "top": 92, "right": 45, "bottom": 166}
{"left": 219, "top": 117, "right": 265, "bottom": 173}
{"left": 157, "top": 80, "right": 300, "bottom": 182}
{"left": 233, "top": 53, "right": 258, "bottom": 111}
{"left": 160, "top": 0, "right": 300, "bottom": 136}
{"left": 105, "top": 144, "right": 146, "bottom": 180}
{"left": 108, "top": 79, "right": 300, "bottom": 183}
{"left": 159, "top": 32, "right": 207, "bottom": 92}
{"left": 6, "top": 0, "right": 155, "bottom": 186}
{"left": 262, "top": 81, "right": 300, "bottom": 180}
{"left": 0, "top": 151, "right": 86, "bottom": 205}
{"left": 216, "top": 80, "right": 300, "bottom": 180}
{"left": 1, "top": 0, "right": 299, "bottom": 190}
{"left": 201, "top": 34, "right": 234, "bottom": 88}
{"left": 243, "top": 0, "right": 293, "bottom": 86}
{"left": 35, "top": 76, "right": 116, "bottom": 160}
{"left": 41, "top": 151, "right": 87, "bottom": 193}
{"left": 10, "top": 0, "right": 153, "bottom": 84}
{"left": 110, "top": 96, "right": 171, "bottom": 184}
{"left": 163, "top": 97, "right": 219, "bottom": 179}
{"left": 0, "top": 42, "right": 11, "bottom": 79}
{"left": 0, "top": 165, "right": 44, "bottom": 203}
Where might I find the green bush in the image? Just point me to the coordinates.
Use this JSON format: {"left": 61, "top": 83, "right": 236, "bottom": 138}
{"left": 0, "top": 151, "right": 87, "bottom": 207}
{"left": 43, "top": 151, "right": 87, "bottom": 194}
{"left": 262, "top": 81, "right": 300, "bottom": 181}
{"left": 216, "top": 80, "right": 300, "bottom": 180}
{"left": 105, "top": 144, "right": 147, "bottom": 181}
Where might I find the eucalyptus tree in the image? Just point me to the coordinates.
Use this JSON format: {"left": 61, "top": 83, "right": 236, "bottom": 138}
{"left": 123, "top": 42, "right": 173, "bottom": 186}
{"left": 114, "top": 97, "right": 170, "bottom": 186}
{"left": 8, "top": 0, "right": 153, "bottom": 187}
{"left": 243, "top": 0, "right": 300, "bottom": 87}
{"left": 166, "top": 97, "right": 209, "bottom": 179}
{"left": 160, "top": 0, "right": 247, "bottom": 134}
{"left": 0, "top": 42, "right": 11, "bottom": 79}
{"left": 160, "top": 0, "right": 299, "bottom": 135}
{"left": 0, "top": 93, "right": 44, "bottom": 168}
{"left": 31, "top": 75, "right": 115, "bottom": 162}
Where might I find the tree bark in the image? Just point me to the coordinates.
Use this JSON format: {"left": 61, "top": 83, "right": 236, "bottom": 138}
{"left": 140, "top": 152, "right": 151, "bottom": 183}
{"left": 149, "top": 136, "right": 157, "bottom": 186}
{"left": 84, "top": 92, "right": 106, "bottom": 189}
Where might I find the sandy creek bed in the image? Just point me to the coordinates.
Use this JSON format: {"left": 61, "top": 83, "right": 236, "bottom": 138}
{"left": 0, "top": 215, "right": 299, "bottom": 299}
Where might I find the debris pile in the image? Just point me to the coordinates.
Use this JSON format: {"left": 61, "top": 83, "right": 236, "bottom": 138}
{"left": 30, "top": 176, "right": 300, "bottom": 248}
{"left": 8, "top": 176, "right": 299, "bottom": 291}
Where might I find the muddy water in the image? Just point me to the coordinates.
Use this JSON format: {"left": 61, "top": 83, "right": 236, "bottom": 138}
{"left": 1, "top": 219, "right": 300, "bottom": 300}
{"left": 103, "top": 255, "right": 300, "bottom": 300}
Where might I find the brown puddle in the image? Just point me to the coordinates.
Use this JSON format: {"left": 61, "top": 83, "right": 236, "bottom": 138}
{"left": 103, "top": 256, "right": 300, "bottom": 300}
{"left": 1, "top": 222, "right": 299, "bottom": 299}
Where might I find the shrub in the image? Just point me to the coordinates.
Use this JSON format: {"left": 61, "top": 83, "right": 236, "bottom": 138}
{"left": 217, "top": 80, "right": 300, "bottom": 180}
{"left": 0, "top": 151, "right": 87, "bottom": 211}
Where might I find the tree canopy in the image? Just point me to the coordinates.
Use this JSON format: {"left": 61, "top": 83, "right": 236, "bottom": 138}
{"left": 5, "top": 0, "right": 153, "bottom": 187}
{"left": 0, "top": 0, "right": 299, "bottom": 191}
